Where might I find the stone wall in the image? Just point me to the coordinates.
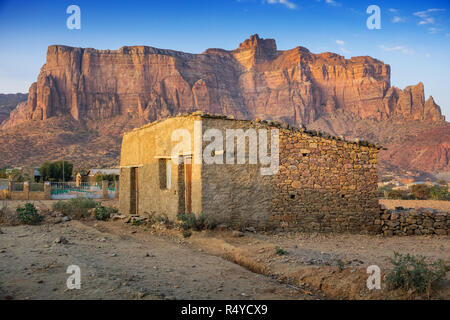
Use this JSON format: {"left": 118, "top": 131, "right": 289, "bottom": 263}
{"left": 269, "top": 128, "right": 380, "bottom": 233}
{"left": 201, "top": 117, "right": 274, "bottom": 228}
{"left": 377, "top": 206, "right": 449, "bottom": 236}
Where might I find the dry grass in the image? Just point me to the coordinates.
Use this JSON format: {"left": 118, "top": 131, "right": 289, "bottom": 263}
{"left": 223, "top": 250, "right": 269, "bottom": 275}
{"left": 0, "top": 201, "right": 19, "bottom": 226}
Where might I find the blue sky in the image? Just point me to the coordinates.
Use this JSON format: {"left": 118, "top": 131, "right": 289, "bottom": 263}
{"left": 0, "top": 0, "right": 449, "bottom": 117}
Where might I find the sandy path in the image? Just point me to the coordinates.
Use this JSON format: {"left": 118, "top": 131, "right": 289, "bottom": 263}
{"left": 0, "top": 220, "right": 313, "bottom": 300}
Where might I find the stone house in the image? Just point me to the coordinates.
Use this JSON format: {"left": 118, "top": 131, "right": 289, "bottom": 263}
{"left": 119, "top": 113, "right": 382, "bottom": 233}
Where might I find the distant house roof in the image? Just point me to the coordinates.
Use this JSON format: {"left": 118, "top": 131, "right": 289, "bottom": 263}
{"left": 88, "top": 168, "right": 120, "bottom": 176}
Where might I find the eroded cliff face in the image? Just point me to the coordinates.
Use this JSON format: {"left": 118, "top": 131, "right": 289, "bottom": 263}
{"left": 1, "top": 35, "right": 447, "bottom": 174}
{"left": 2, "top": 34, "right": 444, "bottom": 129}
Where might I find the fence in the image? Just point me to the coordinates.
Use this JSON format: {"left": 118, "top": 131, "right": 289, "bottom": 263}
{"left": 0, "top": 179, "right": 8, "bottom": 190}
{"left": 0, "top": 180, "right": 117, "bottom": 200}
{"left": 11, "top": 182, "right": 24, "bottom": 191}
{"left": 0, "top": 181, "right": 50, "bottom": 200}
{"left": 50, "top": 181, "right": 116, "bottom": 200}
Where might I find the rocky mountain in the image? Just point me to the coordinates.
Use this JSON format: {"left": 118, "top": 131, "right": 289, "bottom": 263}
{"left": 0, "top": 35, "right": 448, "bottom": 175}
{"left": 0, "top": 93, "right": 27, "bottom": 124}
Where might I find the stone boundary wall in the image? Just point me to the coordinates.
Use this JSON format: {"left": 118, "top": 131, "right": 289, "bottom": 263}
{"left": 377, "top": 206, "right": 449, "bottom": 236}
{"left": 0, "top": 182, "right": 51, "bottom": 200}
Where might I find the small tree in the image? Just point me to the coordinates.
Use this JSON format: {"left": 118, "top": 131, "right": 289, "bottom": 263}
{"left": 40, "top": 161, "right": 73, "bottom": 181}
{"left": 95, "top": 173, "right": 117, "bottom": 184}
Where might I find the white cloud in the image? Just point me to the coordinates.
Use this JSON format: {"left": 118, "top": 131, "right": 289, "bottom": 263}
{"left": 392, "top": 16, "right": 406, "bottom": 23}
{"left": 418, "top": 17, "right": 435, "bottom": 25}
{"left": 379, "top": 45, "right": 415, "bottom": 55}
{"left": 325, "top": 0, "right": 340, "bottom": 6}
{"left": 266, "top": 0, "right": 297, "bottom": 9}
{"left": 428, "top": 27, "right": 443, "bottom": 34}
{"left": 336, "top": 40, "right": 345, "bottom": 45}
{"left": 389, "top": 8, "right": 398, "bottom": 13}
{"left": 413, "top": 8, "right": 445, "bottom": 25}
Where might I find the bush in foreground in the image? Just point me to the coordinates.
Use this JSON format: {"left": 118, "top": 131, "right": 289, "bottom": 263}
{"left": 52, "top": 198, "right": 97, "bottom": 219}
{"left": 93, "top": 203, "right": 117, "bottom": 221}
{"left": 386, "top": 252, "right": 447, "bottom": 296}
{"left": 17, "top": 203, "right": 43, "bottom": 225}
{"left": 177, "top": 213, "right": 216, "bottom": 231}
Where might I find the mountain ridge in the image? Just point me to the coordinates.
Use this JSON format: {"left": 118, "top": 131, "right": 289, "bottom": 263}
{"left": 0, "top": 34, "right": 448, "bottom": 175}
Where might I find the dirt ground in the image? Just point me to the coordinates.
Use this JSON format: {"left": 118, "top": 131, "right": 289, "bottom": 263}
{"left": 380, "top": 199, "right": 450, "bottom": 212}
{"left": 1, "top": 199, "right": 449, "bottom": 300}
{"left": 0, "top": 219, "right": 314, "bottom": 300}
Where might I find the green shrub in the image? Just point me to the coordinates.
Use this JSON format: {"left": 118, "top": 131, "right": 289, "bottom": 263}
{"left": 52, "top": 198, "right": 97, "bottom": 219}
{"left": 93, "top": 203, "right": 114, "bottom": 221}
{"left": 177, "top": 213, "right": 216, "bottom": 231}
{"left": 16, "top": 203, "right": 43, "bottom": 225}
{"left": 336, "top": 259, "right": 345, "bottom": 272}
{"left": 386, "top": 253, "right": 447, "bottom": 295}
{"left": 131, "top": 218, "right": 143, "bottom": 226}
{"left": 430, "top": 186, "right": 450, "bottom": 201}
{"left": 194, "top": 213, "right": 216, "bottom": 230}
{"left": 177, "top": 213, "right": 197, "bottom": 230}
{"left": 274, "top": 246, "right": 288, "bottom": 256}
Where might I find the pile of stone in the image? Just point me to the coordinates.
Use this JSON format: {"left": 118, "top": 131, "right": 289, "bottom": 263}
{"left": 376, "top": 206, "right": 449, "bottom": 236}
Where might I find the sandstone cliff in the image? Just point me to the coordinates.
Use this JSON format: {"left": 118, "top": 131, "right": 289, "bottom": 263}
{"left": 0, "top": 93, "right": 27, "bottom": 124}
{"left": 0, "top": 35, "right": 448, "bottom": 174}
{"left": 1, "top": 34, "right": 444, "bottom": 129}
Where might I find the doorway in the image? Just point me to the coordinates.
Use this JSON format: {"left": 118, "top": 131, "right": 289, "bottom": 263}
{"left": 130, "top": 167, "right": 138, "bottom": 215}
{"left": 184, "top": 156, "right": 192, "bottom": 214}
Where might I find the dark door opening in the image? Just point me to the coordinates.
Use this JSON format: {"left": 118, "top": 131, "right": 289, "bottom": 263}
{"left": 184, "top": 156, "right": 192, "bottom": 214}
{"left": 130, "top": 167, "right": 139, "bottom": 215}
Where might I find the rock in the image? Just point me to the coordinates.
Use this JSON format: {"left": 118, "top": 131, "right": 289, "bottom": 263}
{"left": 216, "top": 223, "right": 229, "bottom": 231}
{"left": 232, "top": 231, "right": 245, "bottom": 238}
{"left": 111, "top": 253, "right": 117, "bottom": 257}
{"left": 54, "top": 237, "right": 68, "bottom": 244}
{"left": 245, "top": 227, "right": 256, "bottom": 233}
{"left": 112, "top": 214, "right": 127, "bottom": 220}
{"left": 62, "top": 216, "right": 71, "bottom": 222}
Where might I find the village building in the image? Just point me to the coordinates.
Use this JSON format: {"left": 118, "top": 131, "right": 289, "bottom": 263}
{"left": 76, "top": 168, "right": 120, "bottom": 186}
{"left": 119, "top": 113, "right": 382, "bottom": 233}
